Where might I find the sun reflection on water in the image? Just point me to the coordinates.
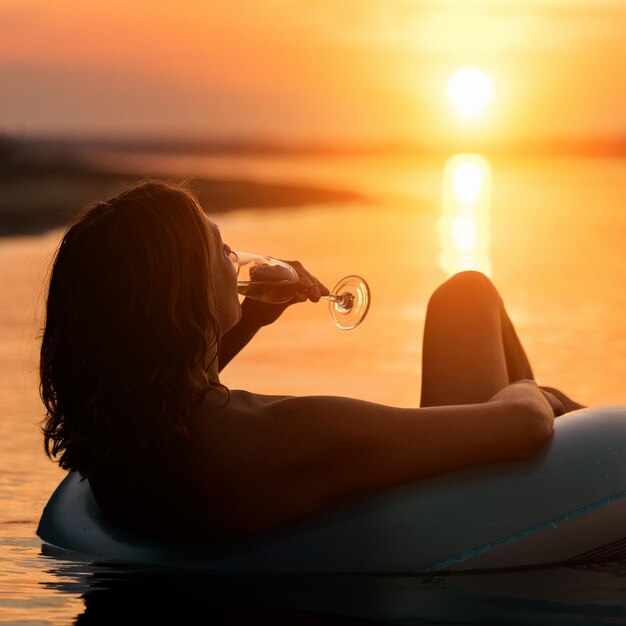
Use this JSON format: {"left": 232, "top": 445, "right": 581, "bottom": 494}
{"left": 438, "top": 153, "right": 492, "bottom": 277}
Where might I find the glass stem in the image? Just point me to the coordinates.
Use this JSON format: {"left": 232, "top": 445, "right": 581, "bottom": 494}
{"left": 321, "top": 294, "right": 341, "bottom": 303}
{"left": 321, "top": 293, "right": 353, "bottom": 310}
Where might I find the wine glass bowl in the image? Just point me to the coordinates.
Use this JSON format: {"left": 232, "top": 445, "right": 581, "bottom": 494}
{"left": 233, "top": 252, "right": 299, "bottom": 304}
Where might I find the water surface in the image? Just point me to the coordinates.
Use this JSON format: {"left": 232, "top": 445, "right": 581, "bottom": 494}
{"left": 1, "top": 154, "right": 625, "bottom": 624}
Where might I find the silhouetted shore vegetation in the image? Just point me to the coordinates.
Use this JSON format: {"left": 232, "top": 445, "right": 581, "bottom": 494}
{"left": 0, "top": 137, "right": 366, "bottom": 237}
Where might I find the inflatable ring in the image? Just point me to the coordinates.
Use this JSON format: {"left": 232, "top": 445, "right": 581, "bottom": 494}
{"left": 38, "top": 406, "right": 626, "bottom": 573}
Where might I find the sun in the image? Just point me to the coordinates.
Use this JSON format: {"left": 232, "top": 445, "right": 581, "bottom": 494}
{"left": 447, "top": 68, "right": 494, "bottom": 120}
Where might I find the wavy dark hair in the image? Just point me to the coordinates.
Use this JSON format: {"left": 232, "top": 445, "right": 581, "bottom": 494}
{"left": 40, "top": 181, "right": 225, "bottom": 477}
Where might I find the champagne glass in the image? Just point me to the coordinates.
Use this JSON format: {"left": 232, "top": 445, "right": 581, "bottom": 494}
{"left": 231, "top": 252, "right": 370, "bottom": 330}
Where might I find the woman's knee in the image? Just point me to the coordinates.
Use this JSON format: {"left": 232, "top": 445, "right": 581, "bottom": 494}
{"left": 427, "top": 271, "right": 499, "bottom": 312}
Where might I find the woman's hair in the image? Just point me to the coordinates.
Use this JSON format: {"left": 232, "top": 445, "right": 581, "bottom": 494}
{"left": 40, "top": 181, "right": 224, "bottom": 477}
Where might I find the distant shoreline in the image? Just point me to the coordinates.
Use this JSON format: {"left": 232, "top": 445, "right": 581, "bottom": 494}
{"left": 0, "top": 141, "right": 367, "bottom": 238}
{"left": 10, "top": 133, "right": 626, "bottom": 159}
{"left": 3, "top": 133, "right": 625, "bottom": 238}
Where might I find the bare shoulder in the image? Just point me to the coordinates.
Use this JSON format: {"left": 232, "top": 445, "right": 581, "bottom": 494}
{"left": 191, "top": 388, "right": 393, "bottom": 432}
{"left": 187, "top": 389, "right": 390, "bottom": 463}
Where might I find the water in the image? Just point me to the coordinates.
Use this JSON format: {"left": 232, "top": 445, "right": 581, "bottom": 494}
{"left": 1, "top": 153, "right": 626, "bottom": 624}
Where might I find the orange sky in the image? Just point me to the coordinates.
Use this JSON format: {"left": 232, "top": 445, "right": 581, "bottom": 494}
{"left": 1, "top": 0, "right": 625, "bottom": 144}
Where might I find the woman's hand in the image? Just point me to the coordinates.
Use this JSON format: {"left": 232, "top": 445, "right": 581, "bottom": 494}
{"left": 241, "top": 260, "right": 330, "bottom": 328}
{"left": 489, "top": 379, "right": 560, "bottom": 441}
{"left": 490, "top": 380, "right": 564, "bottom": 417}
{"left": 539, "top": 386, "right": 586, "bottom": 414}
{"left": 487, "top": 380, "right": 559, "bottom": 455}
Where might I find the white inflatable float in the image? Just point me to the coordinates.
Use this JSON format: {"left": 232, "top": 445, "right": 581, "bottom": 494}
{"left": 38, "top": 406, "right": 626, "bottom": 573}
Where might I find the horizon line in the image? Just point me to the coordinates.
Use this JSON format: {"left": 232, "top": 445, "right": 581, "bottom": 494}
{"left": 3, "top": 132, "right": 626, "bottom": 158}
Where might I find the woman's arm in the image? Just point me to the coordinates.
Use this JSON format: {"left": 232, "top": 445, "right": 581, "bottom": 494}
{"left": 217, "top": 299, "right": 265, "bottom": 370}
{"left": 218, "top": 261, "right": 329, "bottom": 370}
{"left": 200, "top": 380, "right": 556, "bottom": 536}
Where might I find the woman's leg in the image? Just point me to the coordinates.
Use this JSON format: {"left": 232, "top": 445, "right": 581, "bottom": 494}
{"left": 420, "top": 271, "right": 534, "bottom": 407}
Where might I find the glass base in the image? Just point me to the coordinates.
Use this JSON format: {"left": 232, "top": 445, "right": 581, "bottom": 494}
{"left": 329, "top": 275, "right": 370, "bottom": 330}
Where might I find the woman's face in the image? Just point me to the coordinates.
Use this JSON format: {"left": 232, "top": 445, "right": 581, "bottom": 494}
{"left": 206, "top": 218, "right": 241, "bottom": 334}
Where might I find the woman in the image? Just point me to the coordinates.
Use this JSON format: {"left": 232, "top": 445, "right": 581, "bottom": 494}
{"left": 40, "top": 181, "right": 578, "bottom": 540}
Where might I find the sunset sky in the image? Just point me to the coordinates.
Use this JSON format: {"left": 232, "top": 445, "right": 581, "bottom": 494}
{"left": 1, "top": 0, "right": 625, "bottom": 145}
